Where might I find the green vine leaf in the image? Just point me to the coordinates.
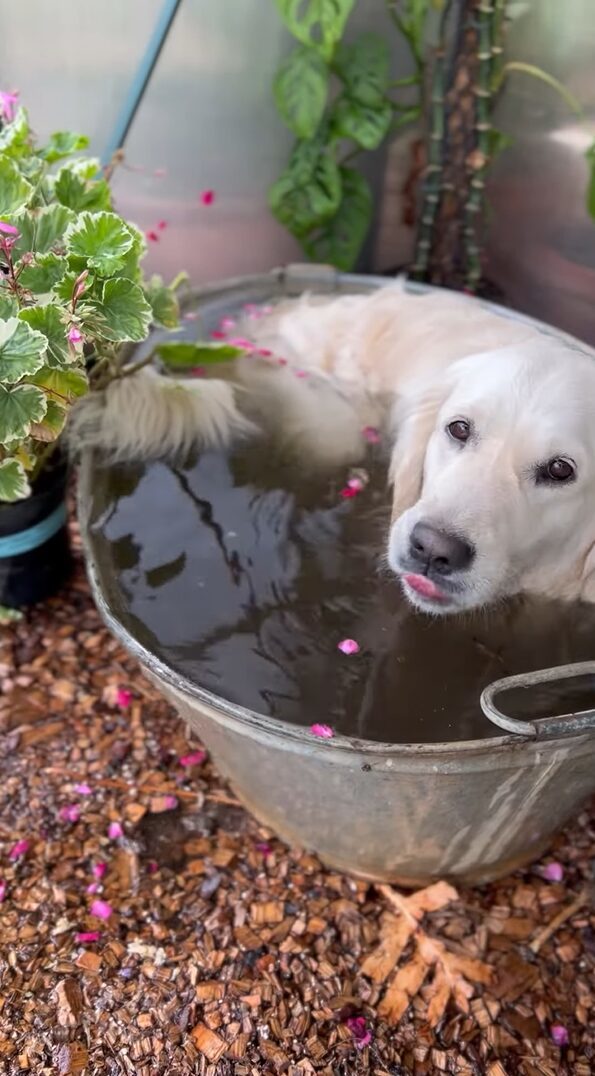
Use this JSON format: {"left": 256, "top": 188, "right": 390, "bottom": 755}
{"left": 274, "top": 0, "right": 356, "bottom": 59}
{"left": 303, "top": 166, "right": 372, "bottom": 270}
{"left": 0, "top": 318, "right": 48, "bottom": 384}
{"left": 273, "top": 46, "right": 329, "bottom": 139}
{"left": 19, "top": 304, "right": 70, "bottom": 368}
{"left": 156, "top": 342, "right": 243, "bottom": 367}
{"left": 0, "top": 457, "right": 31, "bottom": 501}
{"left": 0, "top": 383, "right": 47, "bottom": 441}
{"left": 65, "top": 211, "right": 134, "bottom": 275}
{"left": 269, "top": 138, "right": 341, "bottom": 237}
{"left": 334, "top": 33, "right": 391, "bottom": 106}
{"left": 331, "top": 95, "right": 392, "bottom": 149}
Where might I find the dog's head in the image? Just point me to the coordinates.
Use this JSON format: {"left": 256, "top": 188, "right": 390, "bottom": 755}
{"left": 388, "top": 338, "right": 595, "bottom": 614}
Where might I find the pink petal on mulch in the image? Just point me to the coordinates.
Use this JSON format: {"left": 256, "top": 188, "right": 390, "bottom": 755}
{"left": 145, "top": 229, "right": 160, "bottom": 242}
{"left": 9, "top": 839, "right": 30, "bottom": 861}
{"left": 147, "top": 861, "right": 159, "bottom": 874}
{"left": 108, "top": 822, "right": 123, "bottom": 840}
{"left": 337, "top": 638, "right": 360, "bottom": 655}
{"left": 74, "top": 783, "right": 93, "bottom": 796}
{"left": 76, "top": 931, "right": 101, "bottom": 944}
{"left": 310, "top": 724, "right": 334, "bottom": 739}
{"left": 0, "top": 880, "right": 6, "bottom": 902}
{"left": 115, "top": 688, "right": 132, "bottom": 709}
{"left": 179, "top": 750, "right": 207, "bottom": 768}
{"left": 362, "top": 425, "right": 381, "bottom": 444}
{"left": 346, "top": 1016, "right": 372, "bottom": 1049}
{"left": 59, "top": 804, "right": 81, "bottom": 824}
{"left": 90, "top": 899, "right": 113, "bottom": 920}
{"left": 86, "top": 882, "right": 100, "bottom": 895}
{"left": 541, "top": 861, "right": 564, "bottom": 883}
{"left": 199, "top": 189, "right": 215, "bottom": 206}
{"left": 550, "top": 1024, "right": 569, "bottom": 1047}
{"left": 92, "top": 862, "right": 108, "bottom": 880}
{"left": 255, "top": 841, "right": 272, "bottom": 855}
{"left": 162, "top": 795, "right": 178, "bottom": 810}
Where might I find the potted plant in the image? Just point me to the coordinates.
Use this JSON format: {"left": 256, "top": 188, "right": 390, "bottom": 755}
{"left": 0, "top": 99, "right": 209, "bottom": 610}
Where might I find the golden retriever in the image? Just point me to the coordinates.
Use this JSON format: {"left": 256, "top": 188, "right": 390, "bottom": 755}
{"left": 73, "top": 284, "right": 595, "bottom": 615}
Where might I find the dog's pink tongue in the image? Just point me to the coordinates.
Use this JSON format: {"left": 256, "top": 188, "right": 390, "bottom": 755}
{"left": 403, "top": 573, "right": 445, "bottom": 601}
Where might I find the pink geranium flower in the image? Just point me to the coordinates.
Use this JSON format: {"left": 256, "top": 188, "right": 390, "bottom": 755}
{"left": 310, "top": 723, "right": 334, "bottom": 739}
{"left": 337, "top": 638, "right": 360, "bottom": 655}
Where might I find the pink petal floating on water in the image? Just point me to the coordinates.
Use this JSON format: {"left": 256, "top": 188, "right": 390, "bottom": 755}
{"left": 179, "top": 750, "right": 207, "bottom": 768}
{"left": 68, "top": 327, "right": 83, "bottom": 345}
{"left": 362, "top": 425, "right": 381, "bottom": 444}
{"left": 550, "top": 1024, "right": 569, "bottom": 1047}
{"left": 59, "top": 804, "right": 81, "bottom": 824}
{"left": 0, "top": 221, "right": 19, "bottom": 236}
{"left": 92, "top": 862, "right": 108, "bottom": 880}
{"left": 157, "top": 219, "right": 168, "bottom": 230}
{"left": 310, "top": 723, "right": 334, "bottom": 739}
{"left": 74, "top": 783, "right": 92, "bottom": 796}
{"left": 338, "top": 638, "right": 360, "bottom": 655}
{"left": 76, "top": 930, "right": 101, "bottom": 944}
{"left": 115, "top": 688, "right": 132, "bottom": 710}
{"left": 199, "top": 189, "right": 215, "bottom": 206}
{"left": 541, "top": 861, "right": 564, "bottom": 883}
{"left": 90, "top": 899, "right": 113, "bottom": 920}
{"left": 346, "top": 1016, "right": 372, "bottom": 1049}
{"left": 210, "top": 330, "right": 227, "bottom": 340}
{"left": 107, "top": 822, "right": 123, "bottom": 840}
{"left": 86, "top": 881, "right": 100, "bottom": 895}
{"left": 0, "top": 880, "right": 6, "bottom": 903}
{"left": 183, "top": 311, "right": 198, "bottom": 321}
{"left": 219, "top": 316, "right": 236, "bottom": 332}
{"left": 145, "top": 229, "right": 159, "bottom": 242}
{"left": 226, "top": 336, "right": 254, "bottom": 351}
{"left": 9, "top": 839, "right": 30, "bottom": 861}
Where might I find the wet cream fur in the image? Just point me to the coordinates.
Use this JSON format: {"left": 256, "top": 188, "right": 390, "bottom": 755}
{"left": 71, "top": 284, "right": 595, "bottom": 610}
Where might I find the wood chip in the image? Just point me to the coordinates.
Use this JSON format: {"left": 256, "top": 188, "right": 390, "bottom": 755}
{"left": 189, "top": 1023, "right": 227, "bottom": 1063}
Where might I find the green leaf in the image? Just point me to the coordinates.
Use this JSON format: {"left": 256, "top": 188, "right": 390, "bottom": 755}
{"left": 18, "top": 251, "right": 65, "bottom": 293}
{"left": 143, "top": 275, "right": 180, "bottom": 329}
{"left": 13, "top": 204, "right": 75, "bottom": 255}
{"left": 273, "top": 46, "right": 329, "bottom": 138}
{"left": 19, "top": 304, "right": 70, "bottom": 368}
{"left": 41, "top": 131, "right": 90, "bottom": 163}
{"left": 0, "top": 602, "right": 24, "bottom": 621}
{"left": 334, "top": 33, "right": 391, "bottom": 106}
{"left": 90, "top": 278, "right": 153, "bottom": 342}
{"left": 0, "top": 457, "right": 31, "bottom": 501}
{"left": 65, "top": 211, "right": 134, "bottom": 275}
{"left": 269, "top": 138, "right": 341, "bottom": 237}
{"left": 29, "top": 365, "right": 88, "bottom": 402}
{"left": 69, "top": 157, "right": 103, "bottom": 180}
{"left": 0, "top": 383, "right": 47, "bottom": 441}
{"left": 274, "top": 0, "right": 356, "bottom": 59}
{"left": 111, "top": 221, "right": 146, "bottom": 283}
{"left": 156, "top": 342, "right": 243, "bottom": 367}
{"left": 0, "top": 293, "right": 18, "bottom": 319}
{"left": 303, "top": 166, "right": 372, "bottom": 270}
{"left": 487, "top": 127, "right": 513, "bottom": 159}
{"left": 0, "top": 158, "right": 33, "bottom": 216}
{"left": 331, "top": 95, "right": 392, "bottom": 149}
{"left": 0, "top": 318, "right": 47, "bottom": 383}
{"left": 0, "top": 108, "right": 31, "bottom": 159}
{"left": 30, "top": 398, "right": 67, "bottom": 442}
{"left": 52, "top": 269, "right": 95, "bottom": 303}
{"left": 55, "top": 168, "right": 112, "bottom": 213}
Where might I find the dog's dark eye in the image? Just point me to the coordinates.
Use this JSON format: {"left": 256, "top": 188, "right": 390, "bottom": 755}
{"left": 536, "top": 457, "right": 576, "bottom": 485}
{"left": 446, "top": 419, "right": 471, "bottom": 444}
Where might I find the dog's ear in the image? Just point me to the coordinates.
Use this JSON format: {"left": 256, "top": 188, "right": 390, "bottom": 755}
{"left": 389, "top": 385, "right": 445, "bottom": 521}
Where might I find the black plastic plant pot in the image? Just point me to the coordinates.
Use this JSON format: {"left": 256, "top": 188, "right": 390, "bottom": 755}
{"left": 0, "top": 450, "right": 72, "bottom": 608}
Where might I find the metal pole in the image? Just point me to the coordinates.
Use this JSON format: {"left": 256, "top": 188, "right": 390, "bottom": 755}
{"left": 100, "top": 0, "right": 184, "bottom": 166}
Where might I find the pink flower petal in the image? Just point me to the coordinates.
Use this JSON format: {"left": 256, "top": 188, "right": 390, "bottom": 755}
{"left": 362, "top": 425, "right": 381, "bottom": 444}
{"left": 162, "top": 795, "right": 178, "bottom": 810}
{"left": 9, "top": 839, "right": 30, "bottom": 861}
{"left": 107, "top": 822, "right": 123, "bottom": 840}
{"left": 92, "top": 862, "right": 108, "bottom": 880}
{"left": 157, "top": 219, "right": 168, "bottom": 230}
{"left": 255, "top": 348, "right": 273, "bottom": 357}
{"left": 0, "top": 221, "right": 19, "bottom": 236}
{"left": 115, "top": 688, "right": 132, "bottom": 710}
{"left": 346, "top": 1016, "right": 372, "bottom": 1049}
{"left": 74, "top": 783, "right": 92, "bottom": 796}
{"left": 68, "top": 327, "right": 83, "bottom": 345}
{"left": 550, "top": 1024, "right": 569, "bottom": 1047}
{"left": 75, "top": 930, "right": 101, "bottom": 944}
{"left": 153, "top": 167, "right": 167, "bottom": 178}
{"left": 255, "top": 841, "right": 272, "bottom": 855}
{"left": 145, "top": 229, "right": 159, "bottom": 242}
{"left": 0, "top": 91, "right": 19, "bottom": 123}
{"left": 295, "top": 369, "right": 308, "bottom": 378}
{"left": 90, "top": 899, "right": 113, "bottom": 920}
{"left": 0, "top": 880, "right": 7, "bottom": 902}
{"left": 199, "top": 189, "right": 215, "bottom": 206}
{"left": 340, "top": 486, "right": 359, "bottom": 499}
{"left": 179, "top": 750, "right": 207, "bottom": 768}
{"left": 219, "top": 317, "right": 236, "bottom": 332}
{"left": 310, "top": 723, "right": 334, "bottom": 739}
{"left": 183, "top": 311, "right": 198, "bottom": 321}
{"left": 338, "top": 638, "right": 360, "bottom": 655}
{"left": 190, "top": 366, "right": 206, "bottom": 378}
{"left": 277, "top": 358, "right": 288, "bottom": 367}
{"left": 59, "top": 804, "right": 81, "bottom": 824}
{"left": 86, "top": 881, "right": 100, "bottom": 894}
{"left": 541, "top": 861, "right": 564, "bottom": 883}
{"left": 346, "top": 476, "right": 364, "bottom": 492}
{"left": 147, "top": 860, "right": 159, "bottom": 874}
{"left": 226, "top": 336, "right": 254, "bottom": 351}
{"left": 210, "top": 330, "right": 227, "bottom": 340}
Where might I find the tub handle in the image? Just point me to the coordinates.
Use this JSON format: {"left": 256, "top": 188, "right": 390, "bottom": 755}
{"left": 480, "top": 661, "right": 595, "bottom": 738}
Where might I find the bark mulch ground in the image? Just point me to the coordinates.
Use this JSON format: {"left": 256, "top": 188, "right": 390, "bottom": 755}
{"left": 0, "top": 539, "right": 593, "bottom": 1076}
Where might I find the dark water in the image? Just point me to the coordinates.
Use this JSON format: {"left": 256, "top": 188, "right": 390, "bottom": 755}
{"left": 87, "top": 439, "right": 595, "bottom": 744}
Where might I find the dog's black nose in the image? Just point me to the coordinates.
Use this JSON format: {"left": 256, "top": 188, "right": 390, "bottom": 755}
{"left": 409, "top": 522, "right": 474, "bottom": 575}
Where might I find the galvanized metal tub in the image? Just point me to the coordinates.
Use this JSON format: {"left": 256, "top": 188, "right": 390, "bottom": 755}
{"left": 78, "top": 265, "right": 595, "bottom": 886}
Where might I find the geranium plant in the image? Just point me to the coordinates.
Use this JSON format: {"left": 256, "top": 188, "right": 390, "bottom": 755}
{"left": 0, "top": 100, "right": 210, "bottom": 504}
